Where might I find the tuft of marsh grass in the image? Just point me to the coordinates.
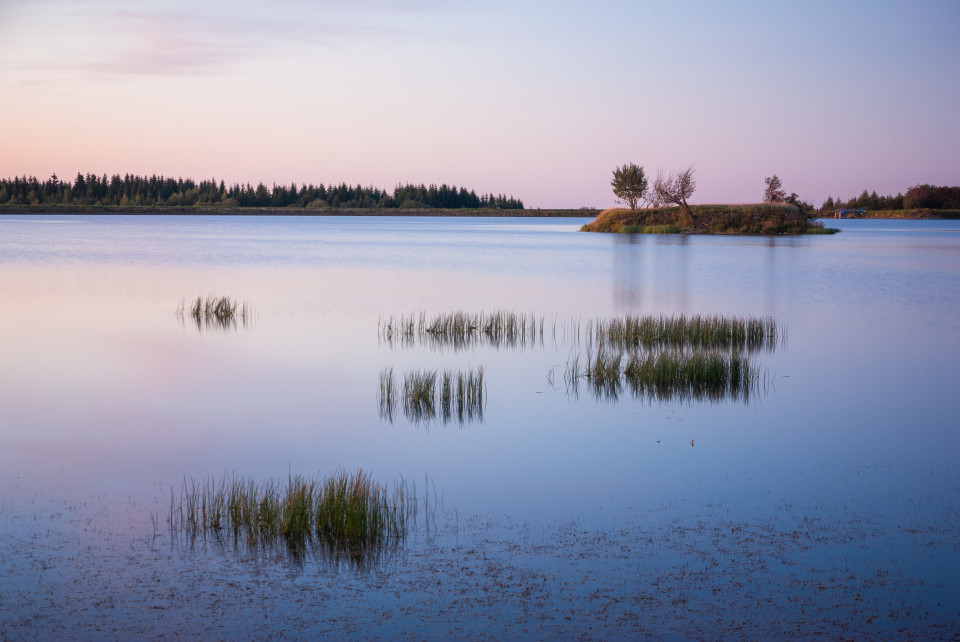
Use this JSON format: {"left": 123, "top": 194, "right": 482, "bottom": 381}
{"left": 377, "top": 312, "right": 425, "bottom": 347}
{"left": 566, "top": 346, "right": 761, "bottom": 403}
{"left": 169, "top": 470, "right": 413, "bottom": 555}
{"left": 379, "top": 366, "right": 486, "bottom": 425}
{"left": 584, "top": 347, "right": 623, "bottom": 400}
{"left": 590, "top": 314, "right": 782, "bottom": 353}
{"left": 621, "top": 350, "right": 759, "bottom": 403}
{"left": 379, "top": 310, "right": 544, "bottom": 350}
{"left": 402, "top": 369, "right": 438, "bottom": 423}
{"left": 380, "top": 311, "right": 783, "bottom": 353}
{"left": 440, "top": 367, "right": 486, "bottom": 424}
{"left": 177, "top": 295, "right": 252, "bottom": 331}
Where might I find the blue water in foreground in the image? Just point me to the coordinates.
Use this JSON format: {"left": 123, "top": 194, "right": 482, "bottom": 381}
{"left": 1, "top": 215, "right": 958, "bottom": 638}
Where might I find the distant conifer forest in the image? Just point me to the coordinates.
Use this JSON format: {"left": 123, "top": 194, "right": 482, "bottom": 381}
{"left": 821, "top": 184, "right": 960, "bottom": 211}
{"left": 0, "top": 173, "right": 524, "bottom": 210}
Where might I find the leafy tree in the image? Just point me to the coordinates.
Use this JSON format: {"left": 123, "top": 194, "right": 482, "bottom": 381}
{"left": 785, "top": 193, "right": 815, "bottom": 220}
{"left": 611, "top": 163, "right": 647, "bottom": 209}
{"left": 763, "top": 175, "right": 786, "bottom": 203}
{"left": 904, "top": 184, "right": 941, "bottom": 209}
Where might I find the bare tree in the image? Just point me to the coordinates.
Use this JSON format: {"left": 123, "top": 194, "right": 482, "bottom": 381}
{"left": 652, "top": 165, "right": 696, "bottom": 223}
{"left": 763, "top": 175, "right": 786, "bottom": 203}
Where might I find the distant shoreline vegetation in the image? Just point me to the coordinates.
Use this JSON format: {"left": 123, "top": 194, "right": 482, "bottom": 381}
{"left": 819, "top": 184, "right": 960, "bottom": 214}
{"left": 0, "top": 173, "right": 524, "bottom": 210}
{"left": 0, "top": 204, "right": 594, "bottom": 218}
{"left": 820, "top": 208, "right": 960, "bottom": 220}
{"left": 582, "top": 203, "right": 839, "bottom": 235}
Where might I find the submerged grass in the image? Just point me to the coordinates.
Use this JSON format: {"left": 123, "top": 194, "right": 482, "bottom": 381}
{"left": 567, "top": 347, "right": 761, "bottom": 403}
{"left": 169, "top": 469, "right": 412, "bottom": 554}
{"left": 379, "top": 366, "right": 486, "bottom": 425}
{"left": 177, "top": 295, "right": 252, "bottom": 331}
{"left": 379, "top": 310, "right": 544, "bottom": 349}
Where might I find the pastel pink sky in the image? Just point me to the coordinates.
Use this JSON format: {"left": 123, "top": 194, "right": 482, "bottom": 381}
{"left": 2, "top": 0, "right": 958, "bottom": 208}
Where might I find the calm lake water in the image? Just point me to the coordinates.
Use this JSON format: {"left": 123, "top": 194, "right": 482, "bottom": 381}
{"left": 1, "top": 215, "right": 958, "bottom": 639}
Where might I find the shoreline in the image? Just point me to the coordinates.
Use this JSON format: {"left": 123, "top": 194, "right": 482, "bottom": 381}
{"left": 820, "top": 208, "right": 960, "bottom": 220}
{"left": 3, "top": 205, "right": 956, "bottom": 220}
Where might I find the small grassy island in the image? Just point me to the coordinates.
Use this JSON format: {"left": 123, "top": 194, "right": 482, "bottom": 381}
{"left": 582, "top": 203, "right": 838, "bottom": 235}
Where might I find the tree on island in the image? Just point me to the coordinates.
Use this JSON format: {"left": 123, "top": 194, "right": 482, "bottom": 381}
{"left": 763, "top": 175, "right": 786, "bottom": 203}
{"left": 652, "top": 165, "right": 696, "bottom": 224}
{"left": 610, "top": 163, "right": 648, "bottom": 210}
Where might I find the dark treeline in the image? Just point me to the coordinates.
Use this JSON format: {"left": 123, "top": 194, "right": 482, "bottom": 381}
{"left": 0, "top": 173, "right": 524, "bottom": 210}
{"left": 821, "top": 184, "right": 960, "bottom": 211}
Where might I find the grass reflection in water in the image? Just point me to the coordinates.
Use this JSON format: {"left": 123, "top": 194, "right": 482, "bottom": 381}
{"left": 564, "top": 347, "right": 762, "bottom": 403}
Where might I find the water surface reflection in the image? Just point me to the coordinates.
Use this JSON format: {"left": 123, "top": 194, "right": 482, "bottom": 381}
{"left": 1, "top": 216, "right": 959, "bottom": 638}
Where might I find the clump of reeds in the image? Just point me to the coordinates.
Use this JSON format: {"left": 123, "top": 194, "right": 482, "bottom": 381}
{"left": 379, "top": 311, "right": 544, "bottom": 349}
{"left": 379, "top": 366, "right": 486, "bottom": 424}
{"left": 379, "top": 311, "right": 782, "bottom": 352}
{"left": 403, "top": 369, "right": 438, "bottom": 422}
{"left": 439, "top": 367, "right": 486, "bottom": 424}
{"left": 377, "top": 312, "right": 425, "bottom": 347}
{"left": 566, "top": 347, "right": 760, "bottom": 403}
{"left": 584, "top": 348, "right": 623, "bottom": 400}
{"left": 590, "top": 314, "right": 782, "bottom": 352}
{"left": 169, "top": 470, "right": 412, "bottom": 553}
{"left": 621, "top": 350, "right": 758, "bottom": 402}
{"left": 176, "top": 295, "right": 252, "bottom": 331}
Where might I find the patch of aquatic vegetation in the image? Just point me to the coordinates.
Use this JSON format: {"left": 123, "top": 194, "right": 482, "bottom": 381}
{"left": 376, "top": 312, "right": 783, "bottom": 411}
{"left": 589, "top": 314, "right": 783, "bottom": 353}
{"left": 379, "top": 311, "right": 545, "bottom": 350}
{"left": 176, "top": 295, "right": 252, "bottom": 331}
{"left": 564, "top": 347, "right": 762, "bottom": 403}
{"left": 379, "top": 311, "right": 782, "bottom": 354}
{"left": 168, "top": 470, "right": 413, "bottom": 561}
{"left": 559, "top": 314, "right": 779, "bottom": 403}
{"left": 379, "top": 366, "right": 486, "bottom": 425}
